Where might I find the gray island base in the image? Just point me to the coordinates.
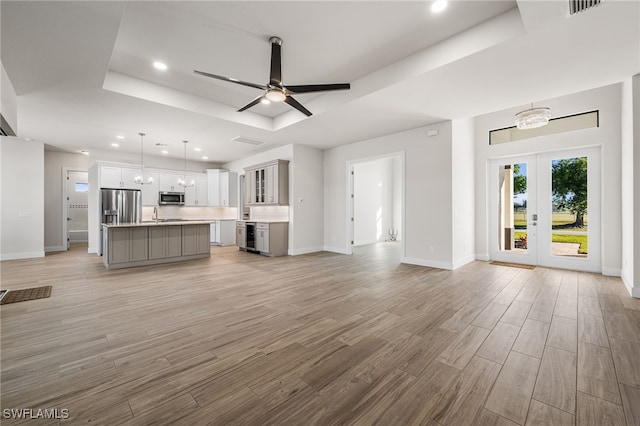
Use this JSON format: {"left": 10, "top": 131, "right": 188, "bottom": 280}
{"left": 102, "top": 222, "right": 211, "bottom": 269}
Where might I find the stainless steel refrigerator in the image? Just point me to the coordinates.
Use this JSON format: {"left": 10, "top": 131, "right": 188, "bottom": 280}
{"left": 98, "top": 188, "right": 142, "bottom": 255}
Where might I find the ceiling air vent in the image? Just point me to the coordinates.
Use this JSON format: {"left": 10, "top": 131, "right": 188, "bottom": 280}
{"left": 231, "top": 136, "right": 267, "bottom": 146}
{"left": 569, "top": 0, "right": 601, "bottom": 15}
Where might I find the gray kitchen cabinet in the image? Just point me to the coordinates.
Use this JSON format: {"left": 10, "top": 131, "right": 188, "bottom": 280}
{"left": 183, "top": 224, "right": 210, "bottom": 255}
{"left": 244, "top": 160, "right": 289, "bottom": 206}
{"left": 108, "top": 227, "right": 131, "bottom": 264}
{"left": 149, "top": 226, "right": 182, "bottom": 259}
{"left": 107, "top": 227, "right": 148, "bottom": 263}
{"left": 130, "top": 227, "right": 149, "bottom": 261}
{"left": 103, "top": 223, "right": 210, "bottom": 269}
{"left": 256, "top": 223, "right": 270, "bottom": 253}
{"left": 256, "top": 222, "right": 288, "bottom": 256}
{"left": 236, "top": 222, "right": 246, "bottom": 249}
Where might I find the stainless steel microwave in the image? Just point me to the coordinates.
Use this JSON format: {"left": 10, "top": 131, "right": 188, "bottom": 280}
{"left": 158, "top": 192, "right": 185, "bottom": 205}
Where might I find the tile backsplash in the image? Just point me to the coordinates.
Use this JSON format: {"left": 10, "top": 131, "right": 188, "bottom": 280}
{"left": 250, "top": 205, "right": 290, "bottom": 222}
{"left": 142, "top": 206, "right": 238, "bottom": 221}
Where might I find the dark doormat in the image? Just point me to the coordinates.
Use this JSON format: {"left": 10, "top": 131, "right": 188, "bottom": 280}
{"left": 489, "top": 261, "right": 536, "bottom": 270}
{"left": 0, "top": 286, "right": 52, "bottom": 305}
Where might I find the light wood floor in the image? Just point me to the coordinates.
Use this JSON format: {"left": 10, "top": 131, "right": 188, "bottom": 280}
{"left": 1, "top": 243, "right": 639, "bottom": 425}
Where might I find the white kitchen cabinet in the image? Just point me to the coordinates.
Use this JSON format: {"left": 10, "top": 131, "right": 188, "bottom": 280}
{"left": 100, "top": 165, "right": 142, "bottom": 190}
{"left": 210, "top": 220, "right": 236, "bottom": 246}
{"left": 184, "top": 173, "right": 207, "bottom": 206}
{"left": 141, "top": 171, "right": 159, "bottom": 205}
{"left": 207, "top": 169, "right": 238, "bottom": 207}
{"left": 159, "top": 172, "right": 183, "bottom": 193}
{"left": 244, "top": 160, "right": 288, "bottom": 206}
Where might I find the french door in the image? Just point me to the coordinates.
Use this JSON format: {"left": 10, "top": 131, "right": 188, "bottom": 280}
{"left": 489, "top": 147, "right": 601, "bottom": 272}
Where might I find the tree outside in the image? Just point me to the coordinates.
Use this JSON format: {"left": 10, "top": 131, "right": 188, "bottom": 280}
{"left": 552, "top": 157, "right": 588, "bottom": 228}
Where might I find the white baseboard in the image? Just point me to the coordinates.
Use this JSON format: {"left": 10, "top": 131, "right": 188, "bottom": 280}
{"left": 289, "top": 246, "right": 324, "bottom": 256}
{"left": 0, "top": 251, "right": 45, "bottom": 261}
{"left": 621, "top": 271, "right": 640, "bottom": 298}
{"left": 323, "top": 245, "right": 351, "bottom": 255}
{"left": 45, "top": 246, "right": 66, "bottom": 253}
{"left": 88, "top": 247, "right": 98, "bottom": 254}
{"left": 475, "top": 253, "right": 490, "bottom": 261}
{"left": 401, "top": 256, "right": 453, "bottom": 270}
{"left": 452, "top": 255, "right": 475, "bottom": 270}
{"left": 601, "top": 266, "right": 621, "bottom": 277}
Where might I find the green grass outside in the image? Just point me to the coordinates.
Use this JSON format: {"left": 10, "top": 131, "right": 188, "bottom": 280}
{"left": 513, "top": 212, "right": 588, "bottom": 231}
{"left": 513, "top": 231, "right": 588, "bottom": 254}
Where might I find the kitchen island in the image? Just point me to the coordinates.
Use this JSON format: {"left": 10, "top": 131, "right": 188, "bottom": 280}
{"left": 102, "top": 221, "right": 211, "bottom": 269}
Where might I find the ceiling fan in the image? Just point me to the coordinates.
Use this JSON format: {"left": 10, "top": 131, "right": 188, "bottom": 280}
{"left": 194, "top": 36, "right": 350, "bottom": 116}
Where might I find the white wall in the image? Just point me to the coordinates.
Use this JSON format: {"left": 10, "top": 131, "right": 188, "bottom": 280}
{"left": 1, "top": 137, "right": 44, "bottom": 260}
{"left": 474, "top": 83, "right": 623, "bottom": 276}
{"left": 452, "top": 118, "right": 476, "bottom": 268}
{"left": 291, "top": 144, "right": 324, "bottom": 254}
{"left": 44, "top": 150, "right": 88, "bottom": 251}
{"left": 621, "top": 74, "right": 640, "bottom": 297}
{"left": 324, "top": 122, "right": 454, "bottom": 269}
{"left": 1, "top": 62, "right": 17, "bottom": 135}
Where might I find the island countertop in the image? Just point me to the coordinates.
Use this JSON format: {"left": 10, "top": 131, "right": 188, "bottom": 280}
{"left": 102, "top": 220, "right": 213, "bottom": 228}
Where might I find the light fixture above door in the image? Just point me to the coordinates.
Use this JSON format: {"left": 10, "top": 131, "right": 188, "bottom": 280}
{"left": 514, "top": 104, "right": 551, "bottom": 130}
{"left": 134, "top": 133, "right": 153, "bottom": 185}
{"left": 177, "top": 140, "right": 195, "bottom": 188}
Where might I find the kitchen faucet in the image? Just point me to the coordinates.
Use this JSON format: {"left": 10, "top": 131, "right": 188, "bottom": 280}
{"left": 153, "top": 206, "right": 158, "bottom": 223}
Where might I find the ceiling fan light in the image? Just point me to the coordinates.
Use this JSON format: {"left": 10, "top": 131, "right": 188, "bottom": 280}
{"left": 260, "top": 98, "right": 271, "bottom": 105}
{"left": 514, "top": 107, "right": 551, "bottom": 130}
{"left": 265, "top": 89, "right": 286, "bottom": 102}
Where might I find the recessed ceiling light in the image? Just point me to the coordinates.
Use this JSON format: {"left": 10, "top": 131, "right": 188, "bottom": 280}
{"left": 260, "top": 98, "right": 271, "bottom": 105}
{"left": 161, "top": 150, "right": 169, "bottom": 154}
{"left": 431, "top": 0, "right": 448, "bottom": 13}
{"left": 80, "top": 150, "right": 89, "bottom": 156}
{"left": 111, "top": 143, "right": 120, "bottom": 147}
{"left": 116, "top": 135, "right": 125, "bottom": 140}
{"left": 202, "top": 156, "right": 208, "bottom": 160}
{"left": 194, "top": 147, "right": 201, "bottom": 152}
{"left": 153, "top": 61, "right": 168, "bottom": 71}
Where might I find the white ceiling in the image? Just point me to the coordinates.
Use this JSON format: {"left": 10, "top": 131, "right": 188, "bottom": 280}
{"left": 1, "top": 1, "right": 638, "bottom": 163}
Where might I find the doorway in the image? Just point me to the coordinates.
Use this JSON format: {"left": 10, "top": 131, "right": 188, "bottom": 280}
{"left": 347, "top": 153, "right": 404, "bottom": 256}
{"left": 64, "top": 169, "right": 89, "bottom": 250}
{"left": 489, "top": 147, "right": 601, "bottom": 272}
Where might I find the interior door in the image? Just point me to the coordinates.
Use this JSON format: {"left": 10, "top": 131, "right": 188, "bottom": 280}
{"left": 67, "top": 170, "right": 89, "bottom": 246}
{"left": 489, "top": 147, "right": 601, "bottom": 272}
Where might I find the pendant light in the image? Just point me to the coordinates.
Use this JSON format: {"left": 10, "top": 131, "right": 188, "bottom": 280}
{"left": 514, "top": 103, "right": 551, "bottom": 130}
{"left": 177, "top": 140, "right": 195, "bottom": 187}
{"left": 134, "top": 133, "right": 153, "bottom": 185}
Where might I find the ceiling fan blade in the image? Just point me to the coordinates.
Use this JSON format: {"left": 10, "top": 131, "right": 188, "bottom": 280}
{"left": 237, "top": 94, "right": 265, "bottom": 112}
{"left": 269, "top": 37, "right": 282, "bottom": 86}
{"left": 286, "top": 83, "right": 350, "bottom": 94}
{"left": 284, "top": 95, "right": 312, "bottom": 116}
{"left": 194, "top": 70, "right": 267, "bottom": 91}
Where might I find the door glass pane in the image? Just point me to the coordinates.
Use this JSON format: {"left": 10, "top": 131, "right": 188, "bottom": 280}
{"left": 498, "top": 163, "right": 527, "bottom": 252}
{"left": 551, "top": 156, "right": 588, "bottom": 258}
